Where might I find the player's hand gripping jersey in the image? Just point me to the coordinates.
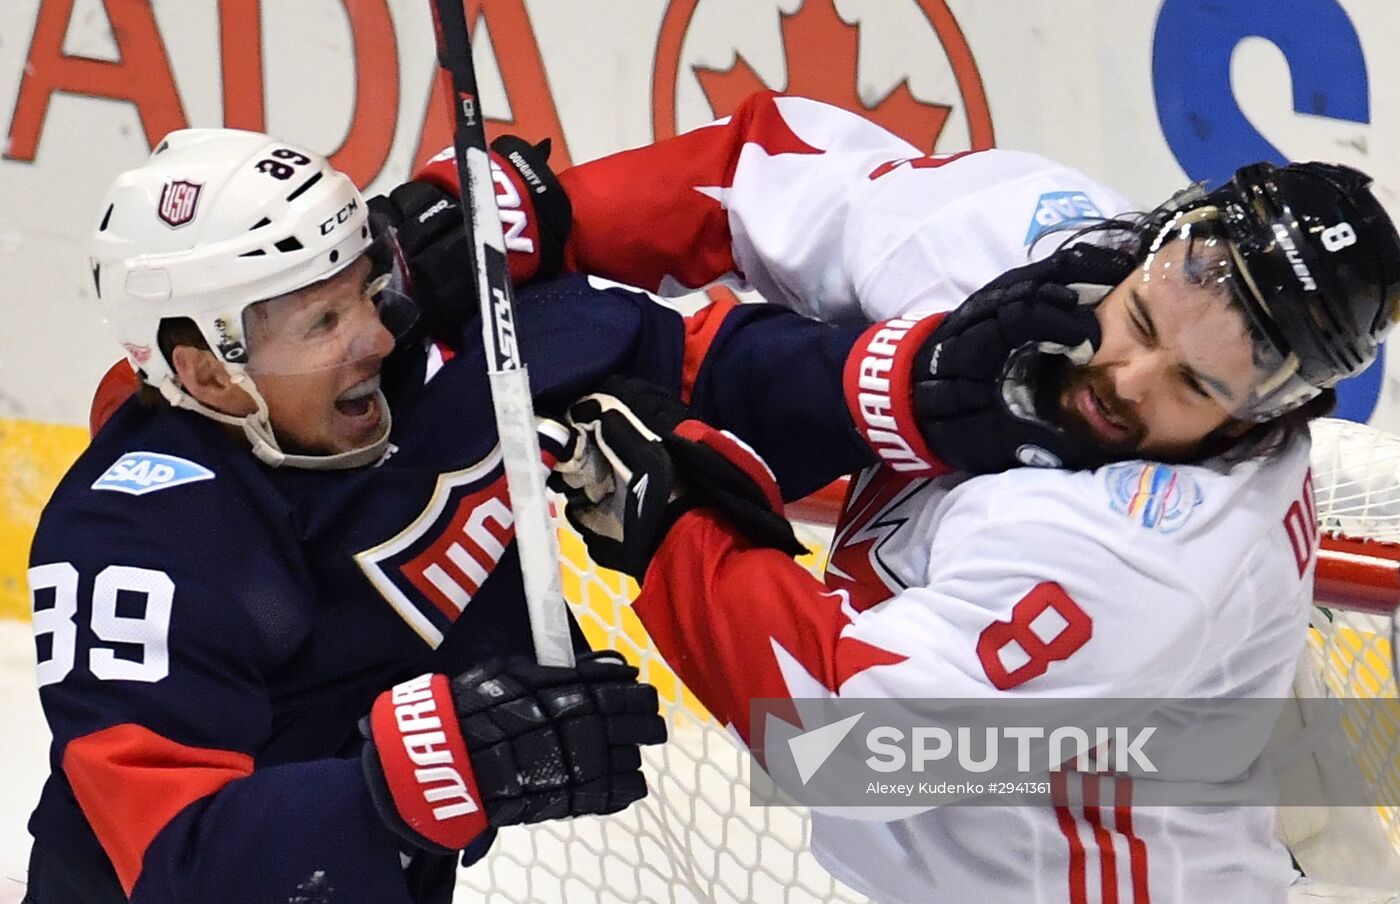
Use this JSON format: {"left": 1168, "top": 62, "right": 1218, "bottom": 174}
{"left": 28, "top": 273, "right": 879, "bottom": 903}
{"left": 529, "top": 93, "right": 1318, "bottom": 903}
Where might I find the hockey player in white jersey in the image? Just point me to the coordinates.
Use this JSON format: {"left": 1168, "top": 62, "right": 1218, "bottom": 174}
{"left": 534, "top": 93, "right": 1400, "bottom": 903}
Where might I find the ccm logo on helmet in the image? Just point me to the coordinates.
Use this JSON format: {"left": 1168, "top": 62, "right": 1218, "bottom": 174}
{"left": 390, "top": 674, "right": 480, "bottom": 822}
{"left": 320, "top": 198, "right": 359, "bottom": 236}
{"left": 1271, "top": 223, "right": 1318, "bottom": 291}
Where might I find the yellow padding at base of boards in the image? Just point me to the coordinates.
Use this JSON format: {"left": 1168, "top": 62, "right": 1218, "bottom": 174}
{"left": 0, "top": 418, "right": 88, "bottom": 621}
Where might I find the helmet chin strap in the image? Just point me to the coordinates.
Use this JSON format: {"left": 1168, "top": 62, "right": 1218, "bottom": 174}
{"left": 159, "top": 368, "right": 392, "bottom": 470}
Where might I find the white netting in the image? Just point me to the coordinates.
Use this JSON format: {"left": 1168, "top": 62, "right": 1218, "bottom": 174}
{"left": 1312, "top": 418, "right": 1400, "bottom": 545}
{"left": 462, "top": 417, "right": 1399, "bottom": 902}
{"left": 457, "top": 521, "right": 859, "bottom": 903}
{"left": 1296, "top": 419, "right": 1400, "bottom": 886}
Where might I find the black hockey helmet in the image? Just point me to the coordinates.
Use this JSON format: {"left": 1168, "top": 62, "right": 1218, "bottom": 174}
{"left": 1204, "top": 161, "right": 1400, "bottom": 414}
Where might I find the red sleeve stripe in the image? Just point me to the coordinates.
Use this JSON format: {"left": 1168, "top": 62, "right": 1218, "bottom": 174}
{"left": 678, "top": 286, "right": 740, "bottom": 404}
{"left": 557, "top": 90, "right": 822, "bottom": 291}
{"left": 672, "top": 419, "right": 784, "bottom": 512}
{"left": 634, "top": 509, "right": 904, "bottom": 744}
{"left": 63, "top": 723, "right": 254, "bottom": 895}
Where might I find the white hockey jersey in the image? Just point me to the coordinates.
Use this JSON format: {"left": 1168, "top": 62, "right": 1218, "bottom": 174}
{"left": 554, "top": 92, "right": 1316, "bottom": 903}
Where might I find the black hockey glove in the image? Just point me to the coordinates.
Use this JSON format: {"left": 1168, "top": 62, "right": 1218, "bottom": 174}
{"left": 369, "top": 135, "right": 572, "bottom": 340}
{"left": 844, "top": 244, "right": 1136, "bottom": 475}
{"left": 550, "top": 376, "right": 806, "bottom": 580}
{"left": 361, "top": 651, "right": 665, "bottom": 855}
{"left": 911, "top": 243, "right": 1136, "bottom": 472}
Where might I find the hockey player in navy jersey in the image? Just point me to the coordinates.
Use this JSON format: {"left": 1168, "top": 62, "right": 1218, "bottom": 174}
{"left": 23, "top": 128, "right": 894, "bottom": 904}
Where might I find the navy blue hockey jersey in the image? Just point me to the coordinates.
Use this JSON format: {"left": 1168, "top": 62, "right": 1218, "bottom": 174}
{"left": 26, "top": 275, "right": 870, "bottom": 903}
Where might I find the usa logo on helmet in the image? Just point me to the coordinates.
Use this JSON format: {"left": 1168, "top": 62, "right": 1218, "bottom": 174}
{"left": 158, "top": 180, "right": 202, "bottom": 228}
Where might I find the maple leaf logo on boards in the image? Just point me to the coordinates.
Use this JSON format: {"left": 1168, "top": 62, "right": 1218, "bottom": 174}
{"left": 652, "top": 0, "right": 995, "bottom": 152}
{"left": 696, "top": 0, "right": 949, "bottom": 151}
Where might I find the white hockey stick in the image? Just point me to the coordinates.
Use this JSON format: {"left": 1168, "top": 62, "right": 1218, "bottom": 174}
{"left": 426, "top": 0, "right": 574, "bottom": 667}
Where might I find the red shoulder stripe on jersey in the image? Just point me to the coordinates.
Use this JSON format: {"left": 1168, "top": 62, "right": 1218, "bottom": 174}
{"left": 63, "top": 723, "right": 254, "bottom": 895}
{"left": 90, "top": 358, "right": 140, "bottom": 438}
{"left": 633, "top": 509, "right": 905, "bottom": 745}
{"left": 679, "top": 286, "right": 740, "bottom": 403}
{"left": 558, "top": 90, "right": 822, "bottom": 292}
{"left": 1115, "top": 776, "right": 1151, "bottom": 904}
{"left": 867, "top": 149, "right": 984, "bottom": 181}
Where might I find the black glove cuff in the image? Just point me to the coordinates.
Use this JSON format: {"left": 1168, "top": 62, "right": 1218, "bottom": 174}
{"left": 371, "top": 181, "right": 475, "bottom": 343}
{"left": 490, "top": 134, "right": 573, "bottom": 279}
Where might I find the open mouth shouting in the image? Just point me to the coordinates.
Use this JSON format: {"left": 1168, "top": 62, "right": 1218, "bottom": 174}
{"left": 334, "top": 375, "right": 383, "bottom": 430}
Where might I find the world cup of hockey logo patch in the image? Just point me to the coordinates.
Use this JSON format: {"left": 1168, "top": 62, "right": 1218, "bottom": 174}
{"left": 1104, "top": 462, "right": 1203, "bottom": 534}
{"left": 158, "top": 180, "right": 202, "bottom": 228}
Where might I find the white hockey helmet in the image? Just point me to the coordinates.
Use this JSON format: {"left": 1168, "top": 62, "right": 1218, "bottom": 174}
{"left": 89, "top": 128, "right": 407, "bottom": 469}
{"left": 90, "top": 128, "right": 373, "bottom": 387}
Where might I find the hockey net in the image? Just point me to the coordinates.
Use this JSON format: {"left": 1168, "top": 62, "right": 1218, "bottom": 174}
{"left": 459, "top": 417, "right": 1400, "bottom": 903}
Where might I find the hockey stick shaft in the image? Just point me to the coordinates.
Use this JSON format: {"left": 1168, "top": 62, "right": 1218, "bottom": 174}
{"left": 427, "top": 0, "right": 574, "bottom": 667}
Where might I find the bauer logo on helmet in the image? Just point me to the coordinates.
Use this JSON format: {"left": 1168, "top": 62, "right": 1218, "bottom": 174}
{"left": 1270, "top": 223, "right": 1318, "bottom": 291}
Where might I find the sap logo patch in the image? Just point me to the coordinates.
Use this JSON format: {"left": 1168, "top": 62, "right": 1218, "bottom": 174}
{"left": 1025, "top": 191, "right": 1103, "bottom": 246}
{"left": 1104, "top": 462, "right": 1202, "bottom": 534}
{"left": 92, "top": 452, "right": 214, "bottom": 496}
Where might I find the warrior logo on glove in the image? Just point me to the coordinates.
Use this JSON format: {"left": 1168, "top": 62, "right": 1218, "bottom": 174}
{"left": 843, "top": 244, "right": 1136, "bottom": 475}
{"left": 362, "top": 651, "right": 666, "bottom": 855}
